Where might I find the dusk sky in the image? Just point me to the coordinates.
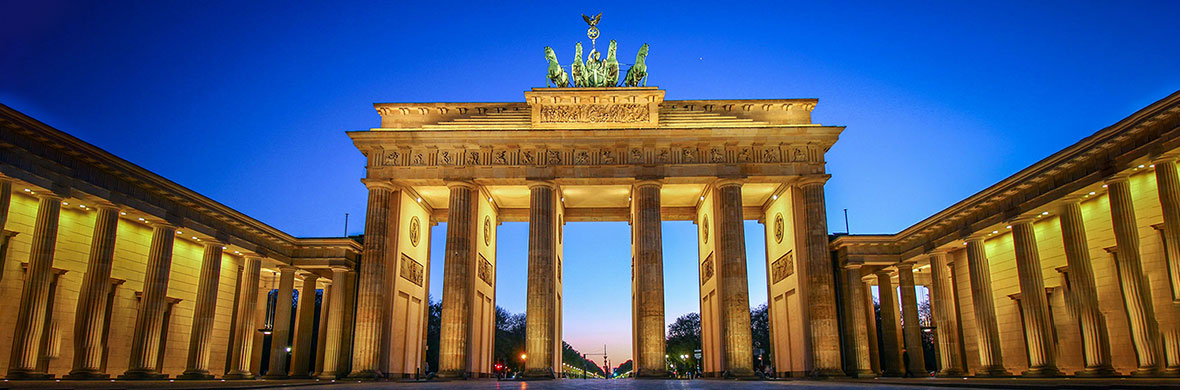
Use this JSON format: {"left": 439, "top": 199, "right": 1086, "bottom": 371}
{"left": 3, "top": 1, "right": 1179, "bottom": 366}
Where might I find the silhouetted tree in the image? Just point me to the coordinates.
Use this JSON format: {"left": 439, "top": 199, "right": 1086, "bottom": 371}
{"left": 750, "top": 303, "right": 772, "bottom": 370}
{"left": 666, "top": 313, "right": 701, "bottom": 375}
{"left": 426, "top": 296, "right": 441, "bottom": 373}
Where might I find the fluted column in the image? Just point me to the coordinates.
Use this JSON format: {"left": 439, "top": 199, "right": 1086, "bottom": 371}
{"left": 263, "top": 266, "right": 297, "bottom": 378}
{"left": 632, "top": 180, "right": 666, "bottom": 377}
{"left": 796, "top": 177, "right": 844, "bottom": 377}
{"left": 929, "top": 252, "right": 966, "bottom": 377}
{"left": 289, "top": 272, "right": 318, "bottom": 378}
{"left": 524, "top": 181, "right": 558, "bottom": 378}
{"left": 313, "top": 281, "right": 331, "bottom": 377}
{"left": 178, "top": 241, "right": 226, "bottom": 379}
{"left": 318, "top": 267, "right": 349, "bottom": 379}
{"left": 1057, "top": 200, "right": 1116, "bottom": 376}
{"left": 65, "top": 205, "right": 120, "bottom": 379}
{"left": 876, "top": 269, "right": 903, "bottom": 376}
{"left": 965, "top": 236, "right": 1011, "bottom": 376}
{"left": 6, "top": 194, "right": 62, "bottom": 379}
{"left": 1155, "top": 158, "right": 1180, "bottom": 303}
{"left": 439, "top": 181, "right": 477, "bottom": 378}
{"left": 349, "top": 180, "right": 394, "bottom": 379}
{"left": 1107, "top": 176, "right": 1164, "bottom": 375}
{"left": 1010, "top": 219, "right": 1061, "bottom": 376}
{"left": 120, "top": 222, "right": 178, "bottom": 379}
{"left": 897, "top": 263, "right": 927, "bottom": 376}
{"left": 714, "top": 179, "right": 755, "bottom": 377}
{"left": 862, "top": 278, "right": 881, "bottom": 375}
{"left": 225, "top": 257, "right": 262, "bottom": 379}
{"left": 843, "top": 265, "right": 873, "bottom": 377}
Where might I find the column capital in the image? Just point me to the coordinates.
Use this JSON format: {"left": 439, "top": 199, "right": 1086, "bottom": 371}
{"left": 297, "top": 270, "right": 319, "bottom": 280}
{"left": 526, "top": 180, "right": 557, "bottom": 190}
{"left": 329, "top": 265, "right": 351, "bottom": 274}
{"left": 795, "top": 174, "right": 832, "bottom": 187}
{"left": 843, "top": 262, "right": 864, "bottom": 270}
{"left": 1104, "top": 172, "right": 1132, "bottom": 184}
{"left": 714, "top": 177, "right": 744, "bottom": 188}
{"left": 1150, "top": 154, "right": 1178, "bottom": 165}
{"left": 445, "top": 180, "right": 478, "bottom": 190}
{"left": 964, "top": 233, "right": 988, "bottom": 242}
{"left": 633, "top": 179, "right": 663, "bottom": 189}
{"left": 202, "top": 239, "right": 226, "bottom": 249}
{"left": 895, "top": 262, "right": 914, "bottom": 271}
{"left": 874, "top": 268, "right": 894, "bottom": 277}
{"left": 361, "top": 178, "right": 397, "bottom": 191}
{"left": 1008, "top": 215, "right": 1037, "bottom": 225}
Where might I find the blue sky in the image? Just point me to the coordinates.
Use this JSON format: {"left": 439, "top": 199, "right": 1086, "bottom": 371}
{"left": 3, "top": 0, "right": 1178, "bottom": 365}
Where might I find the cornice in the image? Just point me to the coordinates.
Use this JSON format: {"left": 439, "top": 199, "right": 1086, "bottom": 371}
{"left": 842, "top": 90, "right": 1180, "bottom": 255}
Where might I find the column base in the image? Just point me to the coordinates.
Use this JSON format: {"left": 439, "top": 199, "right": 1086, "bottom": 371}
{"left": 808, "top": 368, "right": 846, "bottom": 378}
{"left": 346, "top": 369, "right": 384, "bottom": 380}
{"left": 1074, "top": 366, "right": 1120, "bottom": 377}
{"left": 177, "top": 370, "right": 215, "bottom": 380}
{"left": 880, "top": 369, "right": 904, "bottom": 377}
{"left": 222, "top": 371, "right": 256, "bottom": 380}
{"left": 1164, "top": 367, "right": 1180, "bottom": 377}
{"left": 934, "top": 368, "right": 968, "bottom": 378}
{"left": 1130, "top": 367, "right": 1164, "bottom": 377}
{"left": 316, "top": 372, "right": 341, "bottom": 380}
{"left": 63, "top": 369, "right": 110, "bottom": 380}
{"left": 118, "top": 369, "right": 167, "bottom": 380}
{"left": 633, "top": 368, "right": 667, "bottom": 378}
{"left": 846, "top": 369, "right": 876, "bottom": 378}
{"left": 6, "top": 369, "right": 54, "bottom": 380}
{"left": 521, "top": 368, "right": 555, "bottom": 379}
{"left": 973, "top": 366, "right": 1013, "bottom": 377}
{"left": 722, "top": 368, "right": 757, "bottom": 379}
{"left": 1020, "top": 367, "right": 1063, "bottom": 377}
{"left": 261, "top": 373, "right": 290, "bottom": 379}
{"left": 436, "top": 369, "right": 470, "bottom": 379}
{"left": 287, "top": 374, "right": 316, "bottom": 379}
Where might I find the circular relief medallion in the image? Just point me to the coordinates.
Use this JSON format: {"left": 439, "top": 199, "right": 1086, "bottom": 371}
{"left": 409, "top": 216, "right": 421, "bottom": 247}
{"left": 702, "top": 216, "right": 710, "bottom": 244}
{"left": 483, "top": 216, "right": 492, "bottom": 246}
{"left": 774, "top": 213, "right": 785, "bottom": 244}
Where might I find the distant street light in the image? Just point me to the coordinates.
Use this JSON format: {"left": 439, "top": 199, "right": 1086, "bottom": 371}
{"left": 520, "top": 353, "right": 527, "bottom": 361}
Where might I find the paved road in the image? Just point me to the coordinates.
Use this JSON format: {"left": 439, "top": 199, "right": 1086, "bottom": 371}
{"left": 271, "top": 379, "right": 977, "bottom": 390}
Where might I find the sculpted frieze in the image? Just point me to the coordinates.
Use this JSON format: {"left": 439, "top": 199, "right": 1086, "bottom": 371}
{"left": 375, "top": 144, "right": 818, "bottom": 167}
{"left": 538, "top": 103, "right": 650, "bottom": 124}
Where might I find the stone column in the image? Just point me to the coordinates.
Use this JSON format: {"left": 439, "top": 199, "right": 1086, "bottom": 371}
{"left": 318, "top": 267, "right": 349, "bottom": 379}
{"left": 1057, "top": 200, "right": 1116, "bottom": 376}
{"left": 6, "top": 194, "right": 62, "bottom": 379}
{"left": 264, "top": 266, "right": 297, "bottom": 378}
{"left": 289, "top": 272, "right": 319, "bottom": 378}
{"left": 313, "top": 281, "right": 331, "bottom": 377}
{"left": 797, "top": 177, "right": 844, "bottom": 377}
{"left": 1155, "top": 158, "right": 1180, "bottom": 302}
{"left": 439, "top": 181, "right": 477, "bottom": 378}
{"left": 225, "top": 257, "right": 262, "bottom": 379}
{"left": 714, "top": 179, "right": 755, "bottom": 377}
{"left": 862, "top": 279, "right": 881, "bottom": 375}
{"left": 897, "top": 263, "right": 927, "bottom": 376}
{"left": 1009, "top": 219, "right": 1061, "bottom": 376}
{"left": 965, "top": 236, "right": 1011, "bottom": 376}
{"left": 65, "top": 205, "right": 120, "bottom": 379}
{"left": 1107, "top": 176, "right": 1164, "bottom": 375}
{"left": 929, "top": 252, "right": 966, "bottom": 377}
{"left": 337, "top": 270, "right": 358, "bottom": 376}
{"left": 179, "top": 241, "right": 226, "bottom": 379}
{"left": 0, "top": 178, "right": 11, "bottom": 283}
{"left": 632, "top": 180, "right": 667, "bottom": 378}
{"left": 875, "top": 269, "right": 903, "bottom": 376}
{"left": 349, "top": 180, "right": 394, "bottom": 379}
{"left": 524, "top": 181, "right": 558, "bottom": 378}
{"left": 120, "top": 222, "right": 178, "bottom": 379}
{"left": 843, "top": 264, "right": 873, "bottom": 377}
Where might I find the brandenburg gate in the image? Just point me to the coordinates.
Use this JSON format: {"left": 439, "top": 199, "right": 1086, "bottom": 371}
{"left": 347, "top": 86, "right": 846, "bottom": 378}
